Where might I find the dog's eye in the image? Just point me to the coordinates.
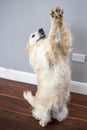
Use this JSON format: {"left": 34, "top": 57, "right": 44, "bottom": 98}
{"left": 32, "top": 34, "right": 35, "bottom": 38}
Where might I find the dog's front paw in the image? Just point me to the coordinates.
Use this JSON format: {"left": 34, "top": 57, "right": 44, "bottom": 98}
{"left": 50, "top": 7, "right": 63, "bottom": 26}
{"left": 50, "top": 9, "right": 56, "bottom": 20}
{"left": 23, "top": 90, "right": 32, "bottom": 101}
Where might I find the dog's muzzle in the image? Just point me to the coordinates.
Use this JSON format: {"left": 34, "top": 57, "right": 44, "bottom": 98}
{"left": 37, "top": 28, "right": 46, "bottom": 42}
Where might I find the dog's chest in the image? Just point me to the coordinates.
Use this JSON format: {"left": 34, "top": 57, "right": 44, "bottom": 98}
{"left": 29, "top": 44, "right": 48, "bottom": 69}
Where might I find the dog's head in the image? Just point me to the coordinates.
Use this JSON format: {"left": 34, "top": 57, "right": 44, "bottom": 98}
{"left": 29, "top": 28, "right": 46, "bottom": 45}
{"left": 26, "top": 28, "right": 46, "bottom": 54}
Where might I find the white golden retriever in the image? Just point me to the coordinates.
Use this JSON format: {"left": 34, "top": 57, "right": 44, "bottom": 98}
{"left": 23, "top": 7, "right": 72, "bottom": 127}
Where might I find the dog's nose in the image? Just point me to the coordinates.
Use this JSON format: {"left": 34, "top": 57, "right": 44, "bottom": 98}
{"left": 38, "top": 28, "right": 44, "bottom": 35}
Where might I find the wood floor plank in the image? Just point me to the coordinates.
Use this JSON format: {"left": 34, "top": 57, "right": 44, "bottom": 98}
{"left": 0, "top": 78, "right": 87, "bottom": 107}
{"left": 0, "top": 108, "right": 84, "bottom": 130}
{"left": 0, "top": 108, "right": 35, "bottom": 130}
{"left": 71, "top": 93, "right": 87, "bottom": 107}
{"left": 69, "top": 103, "right": 87, "bottom": 120}
{"left": 0, "top": 95, "right": 32, "bottom": 115}
{"left": 0, "top": 83, "right": 35, "bottom": 99}
{"left": 65, "top": 117, "right": 87, "bottom": 130}
{"left": 0, "top": 94, "right": 87, "bottom": 122}
{"left": 0, "top": 78, "right": 36, "bottom": 98}
{"left": 0, "top": 78, "right": 87, "bottom": 130}
{"left": 0, "top": 78, "right": 36, "bottom": 90}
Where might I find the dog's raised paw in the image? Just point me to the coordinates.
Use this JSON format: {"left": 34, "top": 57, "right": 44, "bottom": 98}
{"left": 50, "top": 9, "right": 58, "bottom": 20}
{"left": 55, "top": 7, "right": 63, "bottom": 15}
{"left": 50, "top": 9, "right": 55, "bottom": 17}
{"left": 55, "top": 7, "right": 63, "bottom": 26}
{"left": 50, "top": 6, "right": 64, "bottom": 26}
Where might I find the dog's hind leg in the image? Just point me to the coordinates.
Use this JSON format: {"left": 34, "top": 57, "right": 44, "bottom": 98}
{"left": 52, "top": 104, "right": 68, "bottom": 121}
{"left": 39, "top": 109, "right": 51, "bottom": 127}
{"left": 32, "top": 106, "right": 51, "bottom": 127}
{"left": 57, "top": 104, "right": 68, "bottom": 121}
{"left": 23, "top": 91, "right": 35, "bottom": 107}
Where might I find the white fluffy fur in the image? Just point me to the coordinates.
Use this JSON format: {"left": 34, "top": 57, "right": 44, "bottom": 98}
{"left": 23, "top": 7, "right": 72, "bottom": 127}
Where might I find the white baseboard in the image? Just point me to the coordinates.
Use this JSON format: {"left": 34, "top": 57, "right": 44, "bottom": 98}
{"left": 0, "top": 67, "right": 87, "bottom": 95}
{"left": 0, "top": 67, "right": 37, "bottom": 85}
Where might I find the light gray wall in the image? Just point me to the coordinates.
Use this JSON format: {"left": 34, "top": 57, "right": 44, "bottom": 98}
{"left": 0, "top": 0, "right": 87, "bottom": 83}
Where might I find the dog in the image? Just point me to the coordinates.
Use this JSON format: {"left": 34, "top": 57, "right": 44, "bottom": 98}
{"left": 23, "top": 7, "right": 72, "bottom": 127}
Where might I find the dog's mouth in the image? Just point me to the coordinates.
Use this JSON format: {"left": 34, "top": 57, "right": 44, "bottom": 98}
{"left": 37, "top": 28, "right": 46, "bottom": 42}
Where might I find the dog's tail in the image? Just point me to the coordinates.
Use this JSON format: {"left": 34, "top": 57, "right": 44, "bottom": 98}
{"left": 23, "top": 90, "right": 35, "bottom": 107}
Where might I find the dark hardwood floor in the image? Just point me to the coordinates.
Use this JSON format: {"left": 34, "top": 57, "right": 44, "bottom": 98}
{"left": 0, "top": 78, "right": 87, "bottom": 130}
